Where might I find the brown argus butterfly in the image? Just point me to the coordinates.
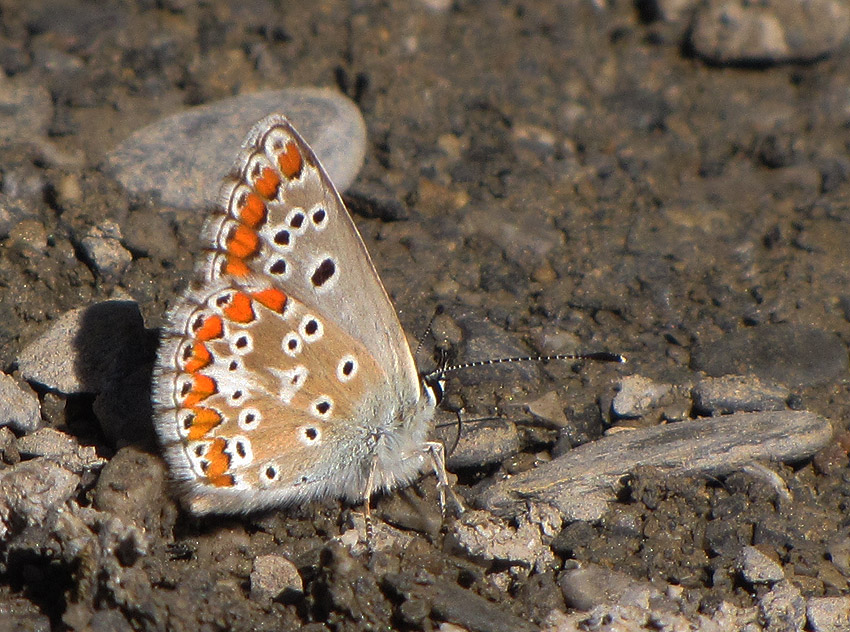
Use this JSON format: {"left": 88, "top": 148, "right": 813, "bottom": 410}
{"left": 152, "top": 115, "right": 448, "bottom": 515}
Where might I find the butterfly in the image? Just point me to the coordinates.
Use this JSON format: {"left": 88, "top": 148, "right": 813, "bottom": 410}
{"left": 152, "top": 114, "right": 449, "bottom": 516}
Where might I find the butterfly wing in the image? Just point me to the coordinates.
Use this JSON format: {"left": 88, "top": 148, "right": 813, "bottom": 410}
{"left": 153, "top": 115, "right": 433, "bottom": 513}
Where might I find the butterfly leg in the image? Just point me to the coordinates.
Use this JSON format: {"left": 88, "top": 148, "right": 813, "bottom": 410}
{"left": 423, "top": 441, "right": 465, "bottom": 517}
{"left": 362, "top": 456, "right": 378, "bottom": 542}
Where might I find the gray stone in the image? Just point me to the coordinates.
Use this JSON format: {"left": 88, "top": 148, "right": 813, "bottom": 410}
{"left": 479, "top": 411, "right": 833, "bottom": 521}
{"left": 250, "top": 554, "right": 303, "bottom": 603}
{"left": 807, "top": 596, "right": 850, "bottom": 632}
{"left": 103, "top": 88, "right": 367, "bottom": 209}
{"left": 447, "top": 509, "right": 556, "bottom": 572}
{"left": 16, "top": 428, "right": 106, "bottom": 474}
{"left": 558, "top": 564, "right": 660, "bottom": 612}
{"left": 739, "top": 546, "right": 784, "bottom": 584}
{"left": 524, "top": 390, "right": 568, "bottom": 428}
{"left": 0, "top": 426, "right": 20, "bottom": 464}
{"left": 18, "top": 301, "right": 153, "bottom": 395}
{"left": 0, "top": 372, "right": 42, "bottom": 434}
{"left": 693, "top": 375, "right": 789, "bottom": 415}
{"left": 760, "top": 581, "right": 806, "bottom": 631}
{"left": 384, "top": 571, "right": 537, "bottom": 632}
{"left": 611, "top": 375, "right": 673, "bottom": 418}
{"left": 0, "top": 74, "right": 52, "bottom": 144}
{"left": 0, "top": 458, "right": 79, "bottom": 541}
{"left": 691, "top": 324, "right": 848, "bottom": 388}
{"left": 93, "top": 447, "right": 168, "bottom": 533}
{"left": 691, "top": 0, "right": 850, "bottom": 65}
{"left": 439, "top": 418, "right": 520, "bottom": 470}
{"left": 79, "top": 221, "right": 132, "bottom": 283}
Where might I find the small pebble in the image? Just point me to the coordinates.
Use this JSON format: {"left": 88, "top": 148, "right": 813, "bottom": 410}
{"left": 250, "top": 554, "right": 303, "bottom": 603}
{"left": 691, "top": 0, "right": 850, "bottom": 64}
{"left": 448, "top": 510, "right": 555, "bottom": 572}
{"left": 558, "top": 564, "right": 659, "bottom": 611}
{"left": 80, "top": 220, "right": 132, "bottom": 283}
{"left": 0, "top": 458, "right": 80, "bottom": 541}
{"left": 760, "top": 581, "right": 806, "bottom": 631}
{"left": 807, "top": 596, "right": 850, "bottom": 632}
{"left": 16, "top": 428, "right": 105, "bottom": 474}
{"left": 692, "top": 375, "right": 789, "bottom": 415}
{"left": 611, "top": 375, "right": 673, "bottom": 418}
{"left": 524, "top": 391, "right": 568, "bottom": 428}
{"left": 439, "top": 419, "right": 520, "bottom": 470}
{"left": 739, "top": 545, "right": 784, "bottom": 584}
{"left": 0, "top": 373, "right": 42, "bottom": 435}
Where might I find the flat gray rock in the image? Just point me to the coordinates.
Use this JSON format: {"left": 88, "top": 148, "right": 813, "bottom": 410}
{"left": 479, "top": 411, "right": 833, "bottom": 521}
{"left": 18, "top": 301, "right": 154, "bottom": 395}
{"left": 0, "top": 458, "right": 80, "bottom": 541}
{"left": 16, "top": 428, "right": 106, "bottom": 474}
{"left": 103, "top": 88, "right": 367, "bottom": 209}
{"left": 0, "top": 372, "right": 42, "bottom": 434}
{"left": 691, "top": 0, "right": 850, "bottom": 65}
{"left": 692, "top": 375, "right": 789, "bottom": 415}
{"left": 691, "top": 324, "right": 848, "bottom": 388}
{"left": 250, "top": 554, "right": 303, "bottom": 603}
{"left": 438, "top": 418, "right": 520, "bottom": 470}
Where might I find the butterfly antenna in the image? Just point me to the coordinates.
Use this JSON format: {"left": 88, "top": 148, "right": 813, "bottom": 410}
{"left": 414, "top": 305, "right": 445, "bottom": 358}
{"left": 430, "top": 351, "right": 626, "bottom": 379}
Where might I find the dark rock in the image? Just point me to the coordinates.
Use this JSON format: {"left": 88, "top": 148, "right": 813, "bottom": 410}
{"left": 691, "top": 324, "right": 848, "bottom": 388}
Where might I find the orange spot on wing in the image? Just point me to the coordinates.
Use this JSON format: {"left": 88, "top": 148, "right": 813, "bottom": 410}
{"left": 195, "top": 315, "right": 224, "bottom": 342}
{"left": 187, "top": 407, "right": 222, "bottom": 440}
{"left": 223, "top": 292, "right": 255, "bottom": 323}
{"left": 205, "top": 438, "right": 233, "bottom": 486}
{"left": 239, "top": 192, "right": 267, "bottom": 228}
{"left": 183, "top": 374, "right": 217, "bottom": 407}
{"left": 227, "top": 225, "right": 260, "bottom": 259}
{"left": 210, "top": 473, "right": 235, "bottom": 487}
{"left": 184, "top": 342, "right": 212, "bottom": 373}
{"left": 224, "top": 256, "right": 251, "bottom": 277}
{"left": 252, "top": 288, "right": 287, "bottom": 313}
{"left": 278, "top": 141, "right": 303, "bottom": 179}
{"left": 254, "top": 166, "right": 281, "bottom": 199}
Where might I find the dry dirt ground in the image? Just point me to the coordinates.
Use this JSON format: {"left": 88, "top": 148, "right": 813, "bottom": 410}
{"left": 2, "top": 1, "right": 850, "bottom": 631}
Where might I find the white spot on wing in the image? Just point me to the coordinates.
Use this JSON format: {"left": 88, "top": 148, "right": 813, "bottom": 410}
{"left": 271, "top": 365, "right": 308, "bottom": 403}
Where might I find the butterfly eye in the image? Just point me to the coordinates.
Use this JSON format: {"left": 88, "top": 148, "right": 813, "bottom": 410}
{"left": 423, "top": 375, "right": 445, "bottom": 405}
